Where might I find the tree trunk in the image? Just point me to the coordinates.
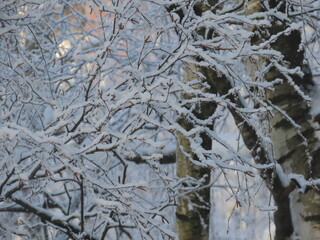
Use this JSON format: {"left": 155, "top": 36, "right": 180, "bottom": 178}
{"left": 174, "top": 2, "right": 221, "bottom": 239}
{"left": 265, "top": 28, "right": 320, "bottom": 240}
{"left": 176, "top": 66, "right": 215, "bottom": 240}
{"left": 247, "top": 1, "right": 320, "bottom": 239}
{"left": 175, "top": 1, "right": 320, "bottom": 239}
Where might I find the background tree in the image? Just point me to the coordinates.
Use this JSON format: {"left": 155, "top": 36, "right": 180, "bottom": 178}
{"left": 0, "top": 1, "right": 181, "bottom": 239}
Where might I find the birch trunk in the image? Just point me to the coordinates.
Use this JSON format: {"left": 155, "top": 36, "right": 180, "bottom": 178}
{"left": 176, "top": 66, "right": 215, "bottom": 240}
{"left": 265, "top": 31, "right": 320, "bottom": 240}
{"left": 175, "top": 2, "right": 221, "bottom": 239}
{"left": 175, "top": 1, "right": 320, "bottom": 239}
{"left": 247, "top": 1, "right": 320, "bottom": 239}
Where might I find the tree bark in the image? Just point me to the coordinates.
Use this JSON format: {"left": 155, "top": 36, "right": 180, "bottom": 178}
{"left": 174, "top": 2, "right": 220, "bottom": 239}
{"left": 265, "top": 27, "right": 320, "bottom": 240}
{"left": 247, "top": 1, "right": 320, "bottom": 239}
{"left": 176, "top": 65, "right": 215, "bottom": 240}
{"left": 174, "top": 1, "right": 320, "bottom": 239}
